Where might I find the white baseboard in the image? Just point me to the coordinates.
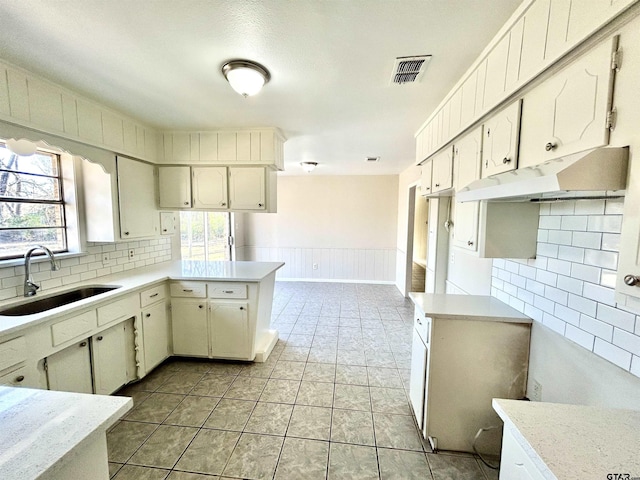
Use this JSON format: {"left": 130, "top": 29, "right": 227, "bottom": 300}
{"left": 276, "top": 277, "right": 396, "bottom": 285}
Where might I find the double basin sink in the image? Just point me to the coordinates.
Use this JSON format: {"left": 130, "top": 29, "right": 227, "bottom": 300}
{"left": 0, "top": 286, "right": 120, "bottom": 316}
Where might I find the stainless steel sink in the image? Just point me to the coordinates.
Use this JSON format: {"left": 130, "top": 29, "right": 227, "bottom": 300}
{"left": 0, "top": 286, "right": 120, "bottom": 316}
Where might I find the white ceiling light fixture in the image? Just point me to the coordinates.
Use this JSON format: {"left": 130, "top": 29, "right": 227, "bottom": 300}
{"left": 300, "top": 161, "right": 318, "bottom": 173}
{"left": 222, "top": 59, "right": 271, "bottom": 97}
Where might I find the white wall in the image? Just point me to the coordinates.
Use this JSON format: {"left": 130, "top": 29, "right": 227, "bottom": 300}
{"left": 244, "top": 175, "right": 399, "bottom": 282}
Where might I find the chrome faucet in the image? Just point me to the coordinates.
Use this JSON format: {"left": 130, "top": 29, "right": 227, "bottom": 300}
{"left": 24, "top": 245, "right": 59, "bottom": 297}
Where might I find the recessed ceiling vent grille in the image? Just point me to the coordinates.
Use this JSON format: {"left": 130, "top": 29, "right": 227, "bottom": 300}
{"left": 365, "top": 156, "right": 380, "bottom": 163}
{"left": 390, "top": 55, "right": 432, "bottom": 85}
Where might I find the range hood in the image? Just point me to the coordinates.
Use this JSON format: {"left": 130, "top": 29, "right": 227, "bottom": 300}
{"left": 457, "top": 146, "right": 629, "bottom": 202}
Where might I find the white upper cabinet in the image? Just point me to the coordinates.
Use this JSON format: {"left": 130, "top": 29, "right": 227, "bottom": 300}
{"left": 519, "top": 0, "right": 551, "bottom": 82}
{"left": 460, "top": 70, "right": 479, "bottom": 127}
{"left": 519, "top": 37, "right": 617, "bottom": 169}
{"left": 229, "top": 167, "right": 266, "bottom": 210}
{"left": 483, "top": 34, "right": 511, "bottom": 110}
{"left": 192, "top": 166, "right": 228, "bottom": 209}
{"left": 452, "top": 128, "right": 482, "bottom": 252}
{"left": 117, "top": 157, "right": 159, "bottom": 239}
{"left": 420, "top": 160, "right": 433, "bottom": 197}
{"left": 481, "top": 100, "right": 521, "bottom": 178}
{"left": 158, "top": 166, "right": 191, "bottom": 208}
{"left": 159, "top": 129, "right": 285, "bottom": 170}
{"left": 431, "top": 147, "right": 454, "bottom": 194}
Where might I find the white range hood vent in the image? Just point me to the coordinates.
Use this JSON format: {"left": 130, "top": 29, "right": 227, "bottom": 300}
{"left": 456, "top": 146, "right": 629, "bottom": 203}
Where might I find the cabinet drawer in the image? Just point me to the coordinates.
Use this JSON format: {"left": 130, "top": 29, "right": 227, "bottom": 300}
{"left": 208, "top": 283, "right": 248, "bottom": 299}
{"left": 51, "top": 310, "right": 97, "bottom": 346}
{"left": 97, "top": 295, "right": 138, "bottom": 326}
{"left": 140, "top": 284, "right": 166, "bottom": 308}
{"left": 0, "top": 336, "right": 26, "bottom": 372}
{"left": 0, "top": 366, "right": 28, "bottom": 387}
{"left": 170, "top": 282, "right": 206, "bottom": 298}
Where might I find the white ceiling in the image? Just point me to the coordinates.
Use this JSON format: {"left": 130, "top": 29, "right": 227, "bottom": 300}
{"left": 0, "top": 0, "right": 522, "bottom": 175}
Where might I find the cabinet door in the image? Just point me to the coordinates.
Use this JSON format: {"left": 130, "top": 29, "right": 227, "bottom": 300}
{"left": 228, "top": 167, "right": 266, "bottom": 210}
{"left": 92, "top": 322, "right": 128, "bottom": 395}
{"left": 159, "top": 166, "right": 191, "bottom": 208}
{"left": 142, "top": 302, "right": 170, "bottom": 372}
{"left": 519, "top": 0, "right": 551, "bottom": 81}
{"left": 431, "top": 147, "right": 453, "bottom": 193}
{"left": 160, "top": 212, "right": 176, "bottom": 235}
{"left": 117, "top": 157, "right": 159, "bottom": 239}
{"left": 483, "top": 33, "right": 510, "bottom": 110}
{"left": 420, "top": 160, "right": 433, "bottom": 197}
{"left": 409, "top": 328, "right": 427, "bottom": 432}
{"left": 0, "top": 367, "right": 28, "bottom": 387}
{"left": 499, "top": 428, "right": 547, "bottom": 480}
{"left": 192, "top": 166, "right": 228, "bottom": 209}
{"left": 172, "top": 298, "right": 209, "bottom": 357}
{"left": 519, "top": 37, "right": 616, "bottom": 169}
{"left": 453, "top": 128, "right": 482, "bottom": 252}
{"left": 481, "top": 100, "right": 521, "bottom": 178}
{"left": 209, "top": 302, "right": 251, "bottom": 360}
{"left": 46, "top": 340, "right": 93, "bottom": 393}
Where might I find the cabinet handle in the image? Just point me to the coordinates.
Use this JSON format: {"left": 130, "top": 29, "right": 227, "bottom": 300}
{"left": 183, "top": 289, "right": 193, "bottom": 292}
{"left": 222, "top": 290, "right": 234, "bottom": 294}
{"left": 79, "top": 341, "right": 87, "bottom": 347}
{"left": 96, "top": 336, "right": 104, "bottom": 341}
{"left": 624, "top": 275, "right": 640, "bottom": 287}
{"left": 467, "top": 241, "right": 474, "bottom": 246}
{"left": 258, "top": 203, "right": 263, "bottom": 207}
{"left": 502, "top": 157, "right": 511, "bottom": 164}
{"left": 150, "top": 293, "right": 159, "bottom": 298}
{"left": 145, "top": 313, "right": 151, "bottom": 318}
{"left": 435, "top": 183, "right": 440, "bottom": 187}
{"left": 416, "top": 318, "right": 422, "bottom": 325}
{"left": 545, "top": 142, "right": 557, "bottom": 151}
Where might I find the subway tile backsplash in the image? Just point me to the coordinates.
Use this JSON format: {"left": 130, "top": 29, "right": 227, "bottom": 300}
{"left": 0, "top": 238, "right": 173, "bottom": 301}
{"left": 492, "top": 199, "right": 640, "bottom": 378}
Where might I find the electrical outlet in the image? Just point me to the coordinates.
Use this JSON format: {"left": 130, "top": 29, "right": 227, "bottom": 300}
{"left": 102, "top": 254, "right": 112, "bottom": 266}
{"left": 128, "top": 249, "right": 135, "bottom": 260}
{"left": 531, "top": 379, "right": 542, "bottom": 402}
{"left": 312, "top": 263, "right": 318, "bottom": 270}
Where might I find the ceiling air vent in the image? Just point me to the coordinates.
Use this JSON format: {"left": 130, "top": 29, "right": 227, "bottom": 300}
{"left": 365, "top": 156, "right": 380, "bottom": 163}
{"left": 390, "top": 55, "right": 432, "bottom": 85}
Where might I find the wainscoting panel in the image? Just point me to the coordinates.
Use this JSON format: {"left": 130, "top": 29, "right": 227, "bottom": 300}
{"left": 243, "top": 247, "right": 396, "bottom": 282}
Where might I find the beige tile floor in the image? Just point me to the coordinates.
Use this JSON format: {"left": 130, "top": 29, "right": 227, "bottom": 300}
{"left": 108, "top": 282, "right": 499, "bottom": 480}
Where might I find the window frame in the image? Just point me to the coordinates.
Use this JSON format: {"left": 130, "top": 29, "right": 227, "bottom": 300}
{"left": 0, "top": 140, "right": 80, "bottom": 263}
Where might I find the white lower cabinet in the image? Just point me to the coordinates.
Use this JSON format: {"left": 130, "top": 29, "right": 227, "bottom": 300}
{"left": 91, "top": 322, "right": 129, "bottom": 395}
{"left": 499, "top": 428, "right": 546, "bottom": 480}
{"left": 209, "top": 302, "right": 250, "bottom": 359}
{"left": 409, "top": 326, "right": 428, "bottom": 431}
{"left": 172, "top": 298, "right": 209, "bottom": 357}
{"left": 141, "top": 301, "right": 170, "bottom": 373}
{"left": 0, "top": 366, "right": 28, "bottom": 387}
{"left": 46, "top": 340, "right": 93, "bottom": 394}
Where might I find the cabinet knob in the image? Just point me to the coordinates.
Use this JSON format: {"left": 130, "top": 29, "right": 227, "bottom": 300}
{"left": 624, "top": 275, "right": 640, "bottom": 287}
{"left": 15, "top": 375, "right": 24, "bottom": 383}
{"left": 545, "top": 142, "right": 557, "bottom": 151}
{"left": 183, "top": 201, "right": 189, "bottom": 205}
{"left": 79, "top": 341, "right": 87, "bottom": 347}
{"left": 162, "top": 229, "right": 167, "bottom": 232}
{"left": 416, "top": 318, "right": 422, "bottom": 325}
{"left": 199, "top": 305, "right": 204, "bottom": 309}
{"left": 221, "top": 202, "right": 227, "bottom": 207}
{"left": 239, "top": 306, "right": 245, "bottom": 310}
{"left": 146, "top": 313, "right": 151, "bottom": 318}
{"left": 467, "top": 241, "right": 474, "bottom": 246}
{"left": 502, "top": 157, "right": 511, "bottom": 164}
{"left": 258, "top": 203, "right": 263, "bottom": 207}
{"left": 96, "top": 336, "right": 104, "bottom": 341}
{"left": 124, "top": 231, "right": 130, "bottom": 236}
{"left": 435, "top": 183, "right": 440, "bottom": 187}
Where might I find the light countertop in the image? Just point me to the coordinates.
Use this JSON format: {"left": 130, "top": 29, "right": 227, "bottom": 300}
{"left": 0, "top": 386, "right": 132, "bottom": 480}
{"left": 0, "top": 260, "right": 284, "bottom": 337}
{"left": 493, "top": 398, "right": 640, "bottom": 479}
{"left": 409, "top": 293, "right": 532, "bottom": 323}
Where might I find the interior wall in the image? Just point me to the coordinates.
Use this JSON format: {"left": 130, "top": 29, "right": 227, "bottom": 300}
{"left": 243, "top": 175, "right": 399, "bottom": 282}
{"left": 395, "top": 164, "right": 422, "bottom": 295}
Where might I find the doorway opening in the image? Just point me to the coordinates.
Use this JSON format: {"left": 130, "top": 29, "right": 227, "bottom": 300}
{"left": 406, "top": 185, "right": 429, "bottom": 294}
{"left": 180, "top": 211, "right": 234, "bottom": 261}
